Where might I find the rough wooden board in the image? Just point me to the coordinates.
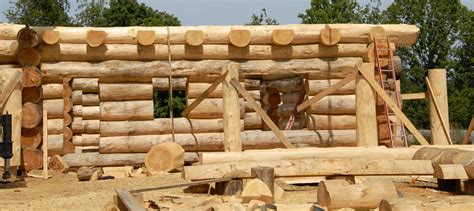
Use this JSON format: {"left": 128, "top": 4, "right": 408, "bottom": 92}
{"left": 402, "top": 92, "right": 426, "bottom": 100}
{"left": 115, "top": 188, "right": 146, "bottom": 211}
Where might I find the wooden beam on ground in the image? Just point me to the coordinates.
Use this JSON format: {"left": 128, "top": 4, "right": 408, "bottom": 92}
{"left": 463, "top": 117, "right": 474, "bottom": 145}
{"left": 297, "top": 71, "right": 356, "bottom": 112}
{"left": 181, "top": 71, "right": 228, "bottom": 117}
{"left": 425, "top": 77, "right": 453, "bottom": 145}
{"left": 129, "top": 178, "right": 231, "bottom": 193}
{"left": 230, "top": 78, "right": 294, "bottom": 149}
{"left": 0, "top": 70, "right": 22, "bottom": 111}
{"left": 115, "top": 188, "right": 146, "bottom": 211}
{"left": 358, "top": 66, "right": 429, "bottom": 145}
{"left": 183, "top": 159, "right": 434, "bottom": 180}
{"left": 402, "top": 92, "right": 426, "bottom": 100}
{"left": 42, "top": 110, "right": 49, "bottom": 179}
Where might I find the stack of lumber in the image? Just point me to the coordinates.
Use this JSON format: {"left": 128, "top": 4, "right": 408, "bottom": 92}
{"left": 0, "top": 23, "right": 421, "bottom": 168}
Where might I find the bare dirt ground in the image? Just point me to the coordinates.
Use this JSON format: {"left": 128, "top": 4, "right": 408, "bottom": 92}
{"left": 0, "top": 173, "right": 454, "bottom": 211}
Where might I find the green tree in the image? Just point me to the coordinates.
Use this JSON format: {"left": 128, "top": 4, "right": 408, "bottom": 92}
{"left": 298, "top": 0, "right": 360, "bottom": 24}
{"left": 246, "top": 8, "right": 279, "bottom": 25}
{"left": 384, "top": 0, "right": 473, "bottom": 128}
{"left": 76, "top": 0, "right": 180, "bottom": 26}
{"left": 5, "top": 0, "right": 72, "bottom": 26}
{"left": 358, "top": 0, "right": 385, "bottom": 24}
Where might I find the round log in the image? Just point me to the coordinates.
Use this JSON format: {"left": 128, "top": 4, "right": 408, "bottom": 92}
{"left": 99, "top": 83, "right": 152, "bottom": 101}
{"left": 306, "top": 115, "right": 356, "bottom": 130}
{"left": 82, "top": 106, "right": 100, "bottom": 120}
{"left": 279, "top": 117, "right": 305, "bottom": 130}
{"left": 317, "top": 179, "right": 398, "bottom": 209}
{"left": 307, "top": 95, "right": 356, "bottom": 115}
{"left": 428, "top": 69, "right": 450, "bottom": 145}
{"left": 21, "top": 66, "right": 42, "bottom": 88}
{"left": 39, "top": 43, "right": 369, "bottom": 61}
{"left": 368, "top": 26, "right": 387, "bottom": 41}
{"left": 356, "top": 63, "right": 378, "bottom": 146}
{"left": 21, "top": 102, "right": 42, "bottom": 129}
{"left": 82, "top": 94, "right": 100, "bottom": 106}
{"left": 320, "top": 27, "right": 341, "bottom": 46}
{"left": 21, "top": 148, "right": 43, "bottom": 171}
{"left": 228, "top": 29, "right": 251, "bottom": 47}
{"left": 40, "top": 58, "right": 363, "bottom": 83}
{"left": 305, "top": 79, "right": 355, "bottom": 95}
{"left": 71, "top": 90, "right": 82, "bottom": 104}
{"left": 61, "top": 152, "right": 197, "bottom": 167}
{"left": 186, "top": 98, "right": 244, "bottom": 119}
{"left": 242, "top": 178, "right": 273, "bottom": 204}
{"left": 17, "top": 27, "right": 39, "bottom": 48}
{"left": 244, "top": 113, "right": 262, "bottom": 130}
{"left": 86, "top": 30, "right": 107, "bottom": 47}
{"left": 98, "top": 130, "right": 356, "bottom": 153}
{"left": 22, "top": 87, "right": 42, "bottom": 104}
{"left": 41, "top": 30, "right": 60, "bottom": 45}
{"left": 100, "top": 101, "right": 154, "bottom": 121}
{"left": 280, "top": 92, "right": 302, "bottom": 104}
{"left": 64, "top": 98, "right": 72, "bottom": 114}
{"left": 72, "top": 134, "right": 100, "bottom": 146}
{"left": 272, "top": 29, "right": 294, "bottom": 45}
{"left": 47, "top": 119, "right": 64, "bottom": 134}
{"left": 137, "top": 30, "right": 155, "bottom": 46}
{"left": 244, "top": 79, "right": 260, "bottom": 90}
{"left": 71, "top": 78, "right": 99, "bottom": 93}
{"left": 64, "top": 126, "right": 73, "bottom": 141}
{"left": 0, "top": 40, "right": 18, "bottom": 62}
{"left": 77, "top": 166, "right": 103, "bottom": 181}
{"left": 21, "top": 127, "right": 41, "bottom": 149}
{"left": 145, "top": 142, "right": 185, "bottom": 174}
{"left": 48, "top": 134, "right": 64, "bottom": 155}
{"left": 42, "top": 99, "right": 63, "bottom": 118}
{"left": 18, "top": 48, "right": 40, "bottom": 66}
{"left": 41, "top": 84, "right": 63, "bottom": 99}
{"left": 262, "top": 93, "right": 281, "bottom": 106}
{"left": 263, "top": 77, "right": 304, "bottom": 93}
{"left": 185, "top": 30, "right": 204, "bottom": 46}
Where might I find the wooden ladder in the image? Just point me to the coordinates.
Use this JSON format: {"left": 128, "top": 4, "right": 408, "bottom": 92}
{"left": 373, "top": 38, "right": 408, "bottom": 147}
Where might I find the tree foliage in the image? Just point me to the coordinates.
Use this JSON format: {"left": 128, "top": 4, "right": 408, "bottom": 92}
{"left": 298, "top": 0, "right": 360, "bottom": 24}
{"left": 5, "top": 0, "right": 72, "bottom": 26}
{"left": 76, "top": 0, "right": 180, "bottom": 26}
{"left": 246, "top": 8, "right": 279, "bottom": 25}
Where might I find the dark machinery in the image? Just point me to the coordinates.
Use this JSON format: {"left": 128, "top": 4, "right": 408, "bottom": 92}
{"left": 0, "top": 113, "right": 13, "bottom": 183}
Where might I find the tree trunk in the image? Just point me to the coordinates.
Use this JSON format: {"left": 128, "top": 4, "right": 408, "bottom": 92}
{"left": 21, "top": 148, "right": 43, "bottom": 171}
{"left": 1, "top": 24, "right": 419, "bottom": 46}
{"left": 22, "top": 87, "right": 42, "bottom": 103}
{"left": 99, "top": 83, "right": 152, "bottom": 101}
{"left": 18, "top": 48, "right": 40, "bottom": 66}
{"left": 21, "top": 102, "right": 42, "bottom": 129}
{"left": 183, "top": 159, "right": 433, "bottom": 180}
{"left": 98, "top": 130, "right": 356, "bottom": 153}
{"left": 40, "top": 43, "right": 370, "bottom": 62}
{"left": 40, "top": 58, "right": 363, "bottom": 83}
{"left": 42, "top": 84, "right": 63, "bottom": 99}
{"left": 72, "top": 134, "right": 100, "bottom": 146}
{"left": 145, "top": 142, "right": 185, "bottom": 174}
{"left": 305, "top": 79, "right": 355, "bottom": 95}
{"left": 152, "top": 77, "right": 187, "bottom": 90}
{"left": 186, "top": 98, "right": 244, "bottom": 119}
{"left": 100, "top": 101, "right": 154, "bottom": 121}
{"left": 198, "top": 147, "right": 418, "bottom": 164}
{"left": 99, "top": 118, "right": 243, "bottom": 137}
{"left": 71, "top": 78, "right": 99, "bottom": 93}
{"left": 21, "top": 127, "right": 41, "bottom": 149}
{"left": 21, "top": 66, "right": 42, "bottom": 88}
{"left": 317, "top": 179, "right": 398, "bottom": 209}
{"left": 306, "top": 115, "right": 356, "bottom": 130}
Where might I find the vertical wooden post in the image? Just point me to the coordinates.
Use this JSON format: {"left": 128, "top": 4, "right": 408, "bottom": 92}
{"left": 356, "top": 63, "right": 378, "bottom": 146}
{"left": 251, "top": 167, "right": 275, "bottom": 195}
{"left": 428, "top": 69, "right": 450, "bottom": 145}
{"left": 223, "top": 63, "right": 242, "bottom": 152}
{"left": 42, "top": 109, "right": 48, "bottom": 179}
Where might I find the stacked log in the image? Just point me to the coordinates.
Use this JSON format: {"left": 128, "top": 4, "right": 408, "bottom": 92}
{"left": 270, "top": 77, "right": 305, "bottom": 130}
{"left": 15, "top": 27, "right": 44, "bottom": 171}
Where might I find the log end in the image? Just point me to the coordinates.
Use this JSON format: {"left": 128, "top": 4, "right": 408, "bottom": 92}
{"left": 86, "top": 30, "right": 108, "bottom": 47}
{"left": 137, "top": 30, "right": 155, "bottom": 46}
{"left": 17, "top": 27, "right": 40, "bottom": 48}
{"left": 320, "top": 28, "right": 341, "bottom": 46}
{"left": 185, "top": 30, "right": 205, "bottom": 46}
{"left": 229, "top": 29, "right": 251, "bottom": 47}
{"left": 145, "top": 142, "right": 185, "bottom": 174}
{"left": 369, "top": 26, "right": 387, "bottom": 42}
{"left": 18, "top": 48, "right": 41, "bottom": 66}
{"left": 21, "top": 102, "right": 42, "bottom": 129}
{"left": 42, "top": 30, "right": 60, "bottom": 45}
{"left": 272, "top": 29, "right": 294, "bottom": 46}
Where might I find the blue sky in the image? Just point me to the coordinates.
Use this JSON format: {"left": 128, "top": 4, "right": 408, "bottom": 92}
{"left": 0, "top": 0, "right": 473, "bottom": 25}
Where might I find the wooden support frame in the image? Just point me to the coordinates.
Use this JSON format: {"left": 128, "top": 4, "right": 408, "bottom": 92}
{"left": 115, "top": 188, "right": 146, "bottom": 211}
{"left": 0, "top": 71, "right": 22, "bottom": 111}
{"left": 358, "top": 66, "right": 429, "bottom": 145}
{"left": 425, "top": 77, "right": 453, "bottom": 145}
{"left": 223, "top": 64, "right": 242, "bottom": 152}
{"left": 42, "top": 110, "right": 49, "bottom": 179}
{"left": 181, "top": 71, "right": 228, "bottom": 117}
{"left": 297, "top": 71, "right": 357, "bottom": 112}
{"left": 462, "top": 117, "right": 474, "bottom": 145}
{"left": 230, "top": 78, "right": 295, "bottom": 148}
{"left": 401, "top": 92, "right": 426, "bottom": 100}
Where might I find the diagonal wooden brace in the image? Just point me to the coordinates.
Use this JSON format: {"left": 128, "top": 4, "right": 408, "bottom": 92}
{"left": 181, "top": 71, "right": 228, "bottom": 117}
{"left": 229, "top": 78, "right": 295, "bottom": 148}
{"left": 358, "top": 66, "right": 429, "bottom": 145}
